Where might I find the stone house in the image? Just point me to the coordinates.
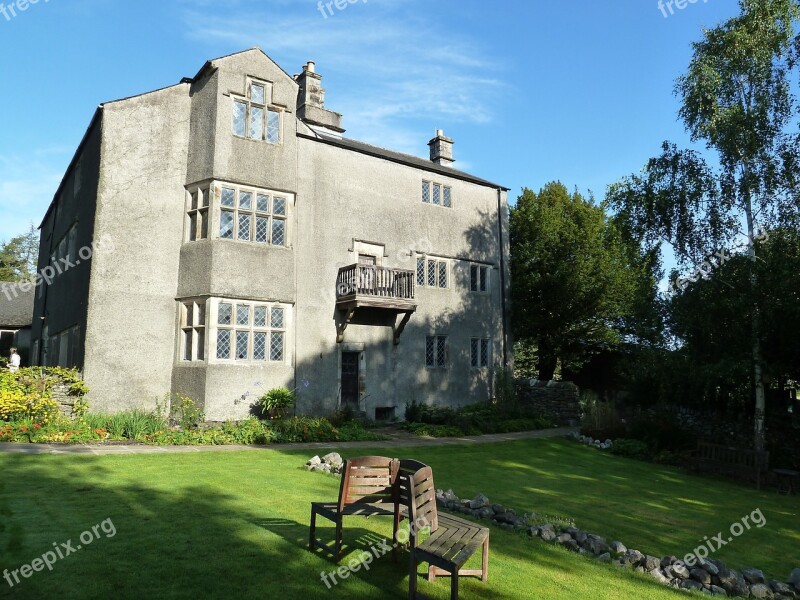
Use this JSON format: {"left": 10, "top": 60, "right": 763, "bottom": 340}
{"left": 0, "top": 282, "right": 34, "bottom": 364}
{"left": 31, "top": 48, "right": 511, "bottom": 420}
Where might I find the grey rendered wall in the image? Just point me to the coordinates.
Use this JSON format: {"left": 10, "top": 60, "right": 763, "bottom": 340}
{"left": 174, "top": 50, "right": 301, "bottom": 420}
{"left": 294, "top": 137, "right": 508, "bottom": 419}
{"left": 83, "top": 84, "right": 192, "bottom": 411}
{"left": 31, "top": 118, "right": 102, "bottom": 368}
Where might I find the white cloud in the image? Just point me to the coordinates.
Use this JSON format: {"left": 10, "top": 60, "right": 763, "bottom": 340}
{"left": 179, "top": 0, "right": 506, "bottom": 155}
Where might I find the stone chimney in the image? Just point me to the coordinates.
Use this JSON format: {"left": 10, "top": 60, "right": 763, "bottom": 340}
{"left": 428, "top": 129, "right": 455, "bottom": 167}
{"left": 295, "top": 61, "right": 345, "bottom": 137}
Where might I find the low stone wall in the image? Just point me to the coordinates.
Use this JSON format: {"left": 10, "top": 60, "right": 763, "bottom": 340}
{"left": 52, "top": 383, "right": 79, "bottom": 418}
{"left": 518, "top": 380, "right": 581, "bottom": 426}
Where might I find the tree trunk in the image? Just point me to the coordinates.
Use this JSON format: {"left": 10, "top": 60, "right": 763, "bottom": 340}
{"left": 744, "top": 186, "right": 766, "bottom": 452}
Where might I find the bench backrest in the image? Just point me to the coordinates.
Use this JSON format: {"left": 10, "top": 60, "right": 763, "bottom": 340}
{"left": 697, "top": 441, "right": 769, "bottom": 469}
{"left": 338, "top": 456, "right": 399, "bottom": 511}
{"left": 396, "top": 459, "right": 430, "bottom": 509}
{"left": 402, "top": 466, "right": 439, "bottom": 541}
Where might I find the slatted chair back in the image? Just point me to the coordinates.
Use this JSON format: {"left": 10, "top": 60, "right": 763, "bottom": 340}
{"left": 396, "top": 459, "right": 430, "bottom": 510}
{"left": 338, "top": 456, "right": 399, "bottom": 512}
{"left": 403, "top": 466, "right": 439, "bottom": 537}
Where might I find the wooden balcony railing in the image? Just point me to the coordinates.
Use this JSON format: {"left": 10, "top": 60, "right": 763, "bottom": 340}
{"left": 336, "top": 264, "right": 416, "bottom": 302}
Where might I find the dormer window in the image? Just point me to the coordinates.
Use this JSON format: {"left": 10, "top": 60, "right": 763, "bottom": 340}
{"left": 232, "top": 79, "right": 282, "bottom": 144}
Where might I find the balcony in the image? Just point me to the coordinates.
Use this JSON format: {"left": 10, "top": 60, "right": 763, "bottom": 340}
{"left": 335, "top": 264, "right": 417, "bottom": 343}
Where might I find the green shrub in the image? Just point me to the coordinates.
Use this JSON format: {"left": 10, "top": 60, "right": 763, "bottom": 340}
{"left": 328, "top": 406, "right": 357, "bottom": 428}
{"left": 266, "top": 416, "right": 338, "bottom": 443}
{"left": 259, "top": 387, "right": 296, "bottom": 420}
{"left": 336, "top": 421, "right": 388, "bottom": 442}
{"left": 171, "top": 394, "right": 204, "bottom": 430}
{"left": 609, "top": 438, "right": 651, "bottom": 461}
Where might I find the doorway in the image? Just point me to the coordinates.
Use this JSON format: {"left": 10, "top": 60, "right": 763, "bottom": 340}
{"left": 341, "top": 351, "right": 360, "bottom": 410}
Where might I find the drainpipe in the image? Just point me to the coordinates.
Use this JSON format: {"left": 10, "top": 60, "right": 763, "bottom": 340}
{"left": 497, "top": 188, "right": 509, "bottom": 368}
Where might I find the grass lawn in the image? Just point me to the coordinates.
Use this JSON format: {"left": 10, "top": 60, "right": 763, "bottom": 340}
{"left": 0, "top": 439, "right": 796, "bottom": 599}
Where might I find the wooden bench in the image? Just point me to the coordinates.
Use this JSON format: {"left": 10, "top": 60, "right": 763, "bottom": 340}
{"left": 309, "top": 456, "right": 400, "bottom": 561}
{"left": 402, "top": 466, "right": 489, "bottom": 600}
{"left": 694, "top": 441, "right": 769, "bottom": 489}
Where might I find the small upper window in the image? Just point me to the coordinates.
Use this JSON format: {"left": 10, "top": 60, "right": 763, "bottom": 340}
{"left": 232, "top": 79, "right": 281, "bottom": 145}
{"left": 422, "top": 180, "right": 452, "bottom": 208}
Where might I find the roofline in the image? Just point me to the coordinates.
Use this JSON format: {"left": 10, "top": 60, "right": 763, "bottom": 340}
{"left": 183, "top": 47, "right": 298, "bottom": 88}
{"left": 39, "top": 81, "right": 192, "bottom": 230}
{"left": 297, "top": 132, "right": 510, "bottom": 191}
{"left": 39, "top": 107, "right": 103, "bottom": 230}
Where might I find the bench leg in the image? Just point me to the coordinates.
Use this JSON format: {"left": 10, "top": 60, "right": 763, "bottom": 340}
{"left": 481, "top": 536, "right": 489, "bottom": 583}
{"left": 428, "top": 565, "right": 436, "bottom": 582}
{"left": 309, "top": 507, "right": 317, "bottom": 551}
{"left": 335, "top": 518, "right": 343, "bottom": 561}
{"left": 408, "top": 553, "right": 418, "bottom": 600}
{"left": 450, "top": 573, "right": 459, "bottom": 600}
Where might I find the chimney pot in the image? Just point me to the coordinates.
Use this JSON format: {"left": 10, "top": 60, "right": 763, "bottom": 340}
{"left": 429, "top": 129, "right": 455, "bottom": 167}
{"left": 305, "top": 61, "right": 316, "bottom": 73}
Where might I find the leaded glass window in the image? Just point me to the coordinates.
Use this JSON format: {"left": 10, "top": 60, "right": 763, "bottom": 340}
{"left": 232, "top": 80, "right": 281, "bottom": 145}
{"left": 214, "top": 300, "right": 287, "bottom": 363}
{"left": 214, "top": 184, "right": 288, "bottom": 246}
{"left": 426, "top": 335, "right": 447, "bottom": 369}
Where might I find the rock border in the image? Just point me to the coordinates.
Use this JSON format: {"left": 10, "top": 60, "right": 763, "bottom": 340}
{"left": 302, "top": 457, "right": 799, "bottom": 598}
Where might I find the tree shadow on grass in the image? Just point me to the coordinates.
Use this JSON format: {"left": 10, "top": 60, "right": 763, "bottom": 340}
{"left": 0, "top": 455, "right": 409, "bottom": 599}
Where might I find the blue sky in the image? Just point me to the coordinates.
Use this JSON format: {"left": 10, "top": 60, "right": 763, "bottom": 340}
{"left": 0, "top": 0, "right": 740, "bottom": 244}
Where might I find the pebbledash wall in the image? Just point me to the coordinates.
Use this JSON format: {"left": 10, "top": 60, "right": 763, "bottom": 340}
{"left": 31, "top": 48, "right": 512, "bottom": 421}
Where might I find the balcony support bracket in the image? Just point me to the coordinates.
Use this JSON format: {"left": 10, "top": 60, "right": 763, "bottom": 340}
{"left": 336, "top": 307, "right": 357, "bottom": 343}
{"left": 393, "top": 311, "right": 413, "bottom": 345}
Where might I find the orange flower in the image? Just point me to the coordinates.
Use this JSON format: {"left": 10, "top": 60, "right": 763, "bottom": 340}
{"left": 33, "top": 424, "right": 42, "bottom": 429}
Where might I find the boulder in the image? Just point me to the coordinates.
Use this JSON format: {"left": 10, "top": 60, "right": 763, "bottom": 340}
{"left": 540, "top": 527, "right": 557, "bottom": 542}
{"left": 680, "top": 579, "right": 704, "bottom": 592}
{"left": 703, "top": 561, "right": 720, "bottom": 576}
{"left": 469, "top": 494, "right": 490, "bottom": 510}
{"left": 770, "top": 581, "right": 795, "bottom": 596}
{"left": 642, "top": 555, "right": 661, "bottom": 572}
{"left": 477, "top": 507, "right": 494, "bottom": 519}
{"left": 563, "top": 539, "right": 580, "bottom": 552}
{"left": 491, "top": 503, "right": 505, "bottom": 514}
{"left": 789, "top": 569, "right": 800, "bottom": 587}
{"left": 321, "top": 452, "right": 343, "bottom": 469}
{"left": 690, "top": 568, "right": 712, "bottom": 586}
{"left": 662, "top": 556, "right": 678, "bottom": 569}
{"left": 708, "top": 585, "right": 728, "bottom": 597}
{"left": 610, "top": 541, "right": 627, "bottom": 556}
{"left": 587, "top": 536, "right": 610, "bottom": 556}
{"left": 671, "top": 563, "right": 690, "bottom": 580}
{"left": 556, "top": 533, "right": 573, "bottom": 544}
{"left": 749, "top": 583, "right": 773, "bottom": 599}
{"left": 596, "top": 552, "right": 612, "bottom": 563}
{"left": 306, "top": 455, "right": 322, "bottom": 466}
{"left": 744, "top": 568, "right": 767, "bottom": 585}
{"left": 650, "top": 569, "right": 670, "bottom": 585}
{"left": 620, "top": 549, "right": 644, "bottom": 568}
{"left": 444, "top": 489, "right": 459, "bottom": 503}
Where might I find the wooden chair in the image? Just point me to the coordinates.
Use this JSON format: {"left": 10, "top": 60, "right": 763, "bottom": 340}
{"left": 394, "top": 460, "right": 430, "bottom": 525}
{"left": 309, "top": 456, "right": 400, "bottom": 561}
{"left": 403, "top": 466, "right": 489, "bottom": 600}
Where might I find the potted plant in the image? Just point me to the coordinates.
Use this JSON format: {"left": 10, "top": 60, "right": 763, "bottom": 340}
{"left": 258, "top": 387, "right": 296, "bottom": 420}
